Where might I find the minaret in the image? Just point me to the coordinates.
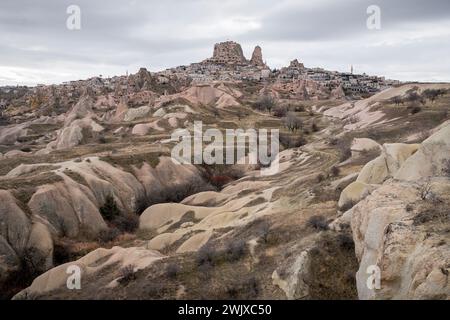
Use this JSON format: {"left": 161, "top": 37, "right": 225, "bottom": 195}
{"left": 351, "top": 65, "right": 354, "bottom": 74}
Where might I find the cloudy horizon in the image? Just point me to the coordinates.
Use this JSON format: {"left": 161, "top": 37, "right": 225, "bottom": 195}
{"left": 1, "top": 0, "right": 450, "bottom": 86}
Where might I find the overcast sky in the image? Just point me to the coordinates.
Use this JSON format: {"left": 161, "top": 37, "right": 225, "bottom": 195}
{"left": 1, "top": 0, "right": 450, "bottom": 86}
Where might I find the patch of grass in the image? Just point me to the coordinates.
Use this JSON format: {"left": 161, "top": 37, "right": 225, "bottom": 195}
{"left": 100, "top": 151, "right": 162, "bottom": 171}
{"left": 244, "top": 197, "right": 266, "bottom": 207}
{"left": 63, "top": 169, "right": 89, "bottom": 186}
{"left": 225, "top": 276, "right": 260, "bottom": 299}
{"left": 0, "top": 172, "right": 63, "bottom": 191}
{"left": 279, "top": 133, "right": 307, "bottom": 148}
{"left": 166, "top": 263, "right": 180, "bottom": 279}
{"left": 99, "top": 195, "right": 121, "bottom": 221}
{"left": 97, "top": 228, "right": 121, "bottom": 244}
{"left": 165, "top": 210, "right": 200, "bottom": 232}
{"left": 307, "top": 231, "right": 358, "bottom": 299}
{"left": 307, "top": 215, "right": 329, "bottom": 231}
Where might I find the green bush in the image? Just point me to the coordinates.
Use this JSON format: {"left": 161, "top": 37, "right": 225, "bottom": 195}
{"left": 100, "top": 195, "right": 121, "bottom": 221}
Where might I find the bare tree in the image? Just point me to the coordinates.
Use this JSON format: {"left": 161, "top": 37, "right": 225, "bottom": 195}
{"left": 391, "top": 96, "right": 402, "bottom": 106}
{"left": 284, "top": 112, "right": 302, "bottom": 132}
{"left": 254, "top": 95, "right": 276, "bottom": 113}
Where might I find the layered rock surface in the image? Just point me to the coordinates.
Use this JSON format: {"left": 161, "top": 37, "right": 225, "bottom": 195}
{"left": 336, "top": 124, "right": 450, "bottom": 299}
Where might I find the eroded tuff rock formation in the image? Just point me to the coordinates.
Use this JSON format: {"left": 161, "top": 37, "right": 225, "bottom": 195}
{"left": 250, "top": 45, "right": 265, "bottom": 67}
{"left": 333, "top": 123, "right": 450, "bottom": 299}
{"left": 209, "top": 41, "right": 247, "bottom": 65}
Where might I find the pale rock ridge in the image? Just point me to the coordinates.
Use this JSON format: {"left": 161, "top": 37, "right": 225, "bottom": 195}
{"left": 13, "top": 246, "right": 165, "bottom": 299}
{"left": 250, "top": 45, "right": 265, "bottom": 67}
{"left": 0, "top": 156, "right": 203, "bottom": 282}
{"left": 343, "top": 123, "right": 450, "bottom": 299}
{"left": 338, "top": 143, "right": 419, "bottom": 209}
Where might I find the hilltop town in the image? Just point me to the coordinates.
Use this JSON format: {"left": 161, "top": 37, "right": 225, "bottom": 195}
{"left": 1, "top": 41, "right": 399, "bottom": 122}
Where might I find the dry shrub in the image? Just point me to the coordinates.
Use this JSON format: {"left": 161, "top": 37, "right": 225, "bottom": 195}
{"left": 118, "top": 264, "right": 136, "bottom": 284}
{"left": 307, "top": 215, "right": 329, "bottom": 231}
{"left": 330, "top": 166, "right": 340, "bottom": 177}
{"left": 279, "top": 133, "right": 307, "bottom": 148}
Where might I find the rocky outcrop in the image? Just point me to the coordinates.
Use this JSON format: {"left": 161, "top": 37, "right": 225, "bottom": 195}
{"left": 272, "top": 250, "right": 310, "bottom": 299}
{"left": 357, "top": 143, "right": 419, "bottom": 185}
{"left": 250, "top": 46, "right": 265, "bottom": 67}
{"left": 209, "top": 41, "right": 247, "bottom": 65}
{"left": 124, "top": 105, "right": 151, "bottom": 122}
{"left": 338, "top": 143, "right": 419, "bottom": 209}
{"left": 131, "top": 120, "right": 164, "bottom": 135}
{"left": 0, "top": 190, "right": 31, "bottom": 255}
{"left": 0, "top": 155, "right": 205, "bottom": 285}
{"left": 39, "top": 95, "right": 105, "bottom": 150}
{"left": 0, "top": 123, "right": 29, "bottom": 145}
{"left": 128, "top": 67, "right": 153, "bottom": 91}
{"left": 55, "top": 117, "right": 104, "bottom": 150}
{"left": 351, "top": 178, "right": 450, "bottom": 299}
{"left": 350, "top": 138, "right": 381, "bottom": 157}
{"left": 347, "top": 124, "right": 450, "bottom": 299}
{"left": 13, "top": 246, "right": 165, "bottom": 299}
{"left": 64, "top": 94, "right": 96, "bottom": 126}
{"left": 395, "top": 124, "right": 450, "bottom": 181}
{"left": 112, "top": 98, "right": 129, "bottom": 122}
{"left": 338, "top": 181, "right": 376, "bottom": 210}
{"left": 0, "top": 236, "right": 19, "bottom": 284}
{"left": 331, "top": 85, "right": 345, "bottom": 99}
{"left": 28, "top": 178, "right": 108, "bottom": 238}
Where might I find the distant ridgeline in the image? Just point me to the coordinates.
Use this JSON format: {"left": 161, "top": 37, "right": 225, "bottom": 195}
{"left": 0, "top": 40, "right": 400, "bottom": 111}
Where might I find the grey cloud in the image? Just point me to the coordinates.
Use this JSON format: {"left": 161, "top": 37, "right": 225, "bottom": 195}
{"left": 0, "top": 0, "right": 449, "bottom": 85}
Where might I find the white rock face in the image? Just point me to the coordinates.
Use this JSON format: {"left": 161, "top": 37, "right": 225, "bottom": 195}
{"left": 55, "top": 117, "right": 104, "bottom": 150}
{"left": 28, "top": 180, "right": 107, "bottom": 238}
{"left": 338, "top": 181, "right": 376, "bottom": 209}
{"left": 41, "top": 95, "right": 105, "bottom": 150}
{"left": 395, "top": 124, "right": 450, "bottom": 181}
{"left": 0, "top": 190, "right": 31, "bottom": 254}
{"left": 124, "top": 106, "right": 151, "bottom": 122}
{"left": 4, "top": 150, "right": 29, "bottom": 158}
{"left": 26, "top": 222, "right": 54, "bottom": 272}
{"left": 272, "top": 250, "right": 310, "bottom": 299}
{"left": 13, "top": 246, "right": 165, "bottom": 299}
{"left": 152, "top": 108, "right": 166, "bottom": 117}
{"left": 357, "top": 143, "right": 419, "bottom": 185}
{"left": 350, "top": 124, "right": 450, "bottom": 300}
{"left": 0, "top": 155, "right": 205, "bottom": 282}
{"left": 351, "top": 179, "right": 450, "bottom": 300}
{"left": 351, "top": 138, "right": 381, "bottom": 155}
{"left": 131, "top": 120, "right": 164, "bottom": 135}
{"left": 64, "top": 94, "right": 96, "bottom": 126}
{"left": 339, "top": 142, "right": 420, "bottom": 210}
{"left": 0, "top": 123, "right": 29, "bottom": 145}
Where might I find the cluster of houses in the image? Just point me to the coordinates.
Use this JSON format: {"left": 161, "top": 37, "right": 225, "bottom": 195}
{"left": 157, "top": 62, "right": 271, "bottom": 84}
{"left": 277, "top": 59, "right": 399, "bottom": 95}
{"left": 0, "top": 41, "right": 401, "bottom": 110}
